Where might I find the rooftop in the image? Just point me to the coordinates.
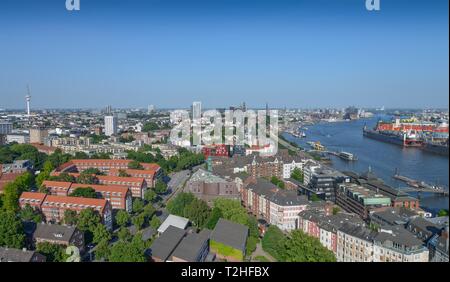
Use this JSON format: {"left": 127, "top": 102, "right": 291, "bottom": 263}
{"left": 157, "top": 214, "right": 190, "bottom": 234}
{"left": 245, "top": 177, "right": 309, "bottom": 206}
{"left": 210, "top": 218, "right": 248, "bottom": 253}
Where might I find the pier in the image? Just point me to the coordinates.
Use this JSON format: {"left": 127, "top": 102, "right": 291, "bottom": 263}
{"left": 393, "top": 172, "right": 448, "bottom": 196}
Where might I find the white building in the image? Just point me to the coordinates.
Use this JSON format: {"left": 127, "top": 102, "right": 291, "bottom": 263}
{"left": 104, "top": 115, "right": 118, "bottom": 136}
{"left": 282, "top": 159, "right": 307, "bottom": 179}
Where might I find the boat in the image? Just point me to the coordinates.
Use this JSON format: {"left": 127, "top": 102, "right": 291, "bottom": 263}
{"left": 338, "top": 151, "right": 358, "bottom": 161}
{"left": 422, "top": 140, "right": 449, "bottom": 156}
{"left": 363, "top": 126, "right": 423, "bottom": 147}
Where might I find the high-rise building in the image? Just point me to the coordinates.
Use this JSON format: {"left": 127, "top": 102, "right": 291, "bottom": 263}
{"left": 105, "top": 105, "right": 112, "bottom": 115}
{"left": 104, "top": 115, "right": 118, "bottom": 136}
{"left": 192, "top": 101, "right": 202, "bottom": 119}
{"left": 29, "top": 128, "right": 49, "bottom": 144}
{"left": 148, "top": 105, "right": 155, "bottom": 114}
{"left": 0, "top": 122, "right": 13, "bottom": 135}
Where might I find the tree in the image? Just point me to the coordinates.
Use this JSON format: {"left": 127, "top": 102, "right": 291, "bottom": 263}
{"left": 142, "top": 204, "right": 156, "bottom": 219}
{"left": 118, "top": 169, "right": 130, "bottom": 177}
{"left": 310, "top": 194, "right": 321, "bottom": 202}
{"left": 205, "top": 207, "right": 223, "bottom": 229}
{"left": 166, "top": 192, "right": 195, "bottom": 216}
{"left": 132, "top": 198, "right": 145, "bottom": 214}
{"left": 128, "top": 160, "right": 144, "bottom": 170}
{"left": 332, "top": 206, "right": 340, "bottom": 215}
{"left": 76, "top": 174, "right": 99, "bottom": 185}
{"left": 70, "top": 187, "right": 98, "bottom": 198}
{"left": 94, "top": 239, "right": 110, "bottom": 261}
{"left": 49, "top": 172, "right": 76, "bottom": 183}
{"left": 36, "top": 160, "right": 54, "bottom": 187}
{"left": 150, "top": 216, "right": 161, "bottom": 230}
{"left": 291, "top": 168, "right": 304, "bottom": 183}
{"left": 115, "top": 210, "right": 130, "bottom": 227}
{"left": 2, "top": 172, "right": 34, "bottom": 212}
{"left": 282, "top": 230, "right": 336, "bottom": 262}
{"left": 142, "top": 122, "right": 160, "bottom": 132}
{"left": 270, "top": 176, "right": 285, "bottom": 189}
{"left": 213, "top": 198, "right": 248, "bottom": 226}
{"left": 261, "top": 225, "right": 285, "bottom": 261}
{"left": 183, "top": 198, "right": 211, "bottom": 228}
{"left": 144, "top": 189, "right": 157, "bottom": 203}
{"left": 77, "top": 208, "right": 101, "bottom": 243}
{"left": 0, "top": 210, "right": 25, "bottom": 248}
{"left": 437, "top": 209, "right": 449, "bottom": 217}
{"left": 36, "top": 242, "right": 68, "bottom": 262}
{"left": 154, "top": 180, "right": 168, "bottom": 195}
{"left": 19, "top": 204, "right": 43, "bottom": 223}
{"left": 117, "top": 227, "right": 131, "bottom": 242}
{"left": 246, "top": 236, "right": 259, "bottom": 255}
{"left": 132, "top": 214, "right": 146, "bottom": 230}
{"left": 93, "top": 224, "right": 112, "bottom": 244}
{"left": 64, "top": 210, "right": 78, "bottom": 226}
{"left": 108, "top": 241, "right": 146, "bottom": 262}
{"left": 82, "top": 168, "right": 104, "bottom": 175}
{"left": 74, "top": 151, "right": 89, "bottom": 159}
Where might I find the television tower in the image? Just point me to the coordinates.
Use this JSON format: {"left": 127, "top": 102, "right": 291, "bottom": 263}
{"left": 26, "top": 85, "right": 31, "bottom": 116}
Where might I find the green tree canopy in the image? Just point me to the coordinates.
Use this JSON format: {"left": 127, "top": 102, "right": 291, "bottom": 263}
{"left": 70, "top": 187, "right": 98, "bottom": 198}
{"left": 282, "top": 230, "right": 336, "bottom": 262}
{"left": 183, "top": 198, "right": 211, "bottom": 228}
{"left": 261, "top": 225, "right": 286, "bottom": 261}
{"left": 115, "top": 210, "right": 130, "bottom": 227}
{"left": 63, "top": 210, "right": 78, "bottom": 226}
{"left": 154, "top": 180, "right": 168, "bottom": 195}
{"left": 166, "top": 192, "right": 195, "bottom": 216}
{"left": 93, "top": 224, "right": 112, "bottom": 244}
{"left": 19, "top": 204, "right": 43, "bottom": 224}
{"left": 36, "top": 242, "right": 69, "bottom": 262}
{"left": 128, "top": 160, "right": 144, "bottom": 170}
{"left": 132, "top": 198, "right": 145, "bottom": 214}
{"left": 132, "top": 214, "right": 146, "bottom": 231}
{"left": 0, "top": 210, "right": 25, "bottom": 248}
{"left": 108, "top": 241, "right": 146, "bottom": 262}
{"left": 144, "top": 189, "right": 158, "bottom": 203}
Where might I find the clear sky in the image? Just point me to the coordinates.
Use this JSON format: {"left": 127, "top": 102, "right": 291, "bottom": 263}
{"left": 0, "top": 0, "right": 448, "bottom": 109}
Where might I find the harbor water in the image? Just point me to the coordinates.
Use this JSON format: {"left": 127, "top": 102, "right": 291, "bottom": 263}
{"left": 282, "top": 115, "right": 449, "bottom": 212}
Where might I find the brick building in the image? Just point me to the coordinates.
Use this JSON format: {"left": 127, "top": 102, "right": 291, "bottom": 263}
{"left": 19, "top": 192, "right": 113, "bottom": 230}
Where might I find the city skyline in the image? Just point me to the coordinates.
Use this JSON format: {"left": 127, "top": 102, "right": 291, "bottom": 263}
{"left": 0, "top": 0, "right": 448, "bottom": 109}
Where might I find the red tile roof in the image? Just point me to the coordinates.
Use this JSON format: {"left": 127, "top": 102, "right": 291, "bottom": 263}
{"left": 0, "top": 172, "right": 23, "bottom": 192}
{"left": 43, "top": 195, "right": 108, "bottom": 212}
{"left": 97, "top": 175, "right": 145, "bottom": 185}
{"left": 20, "top": 192, "right": 47, "bottom": 202}
{"left": 42, "top": 180, "right": 72, "bottom": 189}
{"left": 70, "top": 183, "right": 129, "bottom": 194}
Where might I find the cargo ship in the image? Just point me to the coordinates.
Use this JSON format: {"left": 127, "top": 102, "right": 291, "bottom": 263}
{"left": 422, "top": 140, "right": 449, "bottom": 156}
{"left": 363, "top": 126, "right": 423, "bottom": 147}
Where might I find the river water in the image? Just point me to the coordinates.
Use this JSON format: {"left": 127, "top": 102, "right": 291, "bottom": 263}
{"left": 282, "top": 115, "right": 449, "bottom": 212}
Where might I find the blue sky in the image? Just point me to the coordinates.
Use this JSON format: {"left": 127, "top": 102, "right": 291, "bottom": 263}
{"left": 0, "top": 0, "right": 448, "bottom": 109}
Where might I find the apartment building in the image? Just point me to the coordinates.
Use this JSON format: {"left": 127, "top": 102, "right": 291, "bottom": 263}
{"left": 42, "top": 180, "right": 132, "bottom": 212}
{"left": 373, "top": 227, "right": 429, "bottom": 262}
{"left": 19, "top": 192, "right": 113, "bottom": 230}
{"left": 242, "top": 177, "right": 309, "bottom": 231}
{"left": 298, "top": 210, "right": 364, "bottom": 254}
{"left": 96, "top": 175, "right": 147, "bottom": 200}
{"left": 336, "top": 223, "right": 377, "bottom": 262}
